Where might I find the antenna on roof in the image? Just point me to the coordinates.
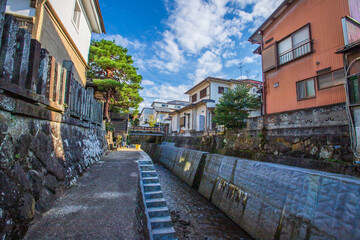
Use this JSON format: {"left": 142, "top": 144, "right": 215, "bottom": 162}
{"left": 238, "top": 62, "right": 243, "bottom": 80}
{"left": 245, "top": 69, "right": 251, "bottom": 79}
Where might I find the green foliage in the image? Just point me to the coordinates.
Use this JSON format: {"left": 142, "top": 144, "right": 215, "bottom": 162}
{"left": 133, "top": 118, "right": 140, "bottom": 127}
{"left": 105, "top": 122, "right": 114, "bottom": 132}
{"left": 88, "top": 39, "right": 143, "bottom": 119}
{"left": 148, "top": 115, "right": 157, "bottom": 127}
{"left": 213, "top": 84, "right": 261, "bottom": 129}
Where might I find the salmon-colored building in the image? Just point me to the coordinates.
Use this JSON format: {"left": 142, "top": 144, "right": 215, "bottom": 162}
{"left": 249, "top": 0, "right": 359, "bottom": 114}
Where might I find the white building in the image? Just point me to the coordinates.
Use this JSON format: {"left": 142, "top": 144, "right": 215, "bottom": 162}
{"left": 139, "top": 100, "right": 189, "bottom": 127}
{"left": 170, "top": 77, "right": 262, "bottom": 134}
{"left": 139, "top": 107, "right": 155, "bottom": 126}
{"left": 5, "top": 0, "right": 105, "bottom": 85}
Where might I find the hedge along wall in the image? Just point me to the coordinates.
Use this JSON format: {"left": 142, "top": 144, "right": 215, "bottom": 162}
{"left": 142, "top": 143, "right": 360, "bottom": 240}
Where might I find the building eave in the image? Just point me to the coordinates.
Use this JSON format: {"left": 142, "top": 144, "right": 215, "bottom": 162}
{"left": 184, "top": 77, "right": 229, "bottom": 95}
{"left": 169, "top": 99, "right": 215, "bottom": 114}
{"left": 82, "top": 0, "right": 106, "bottom": 34}
{"left": 248, "top": 0, "right": 294, "bottom": 45}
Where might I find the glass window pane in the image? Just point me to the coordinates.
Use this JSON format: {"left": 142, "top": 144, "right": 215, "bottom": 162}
{"left": 297, "top": 81, "right": 305, "bottom": 99}
{"left": 333, "top": 69, "right": 345, "bottom": 85}
{"left": 292, "top": 26, "right": 310, "bottom": 48}
{"left": 278, "top": 37, "right": 292, "bottom": 55}
{"left": 318, "top": 72, "right": 333, "bottom": 89}
{"left": 306, "top": 79, "right": 315, "bottom": 97}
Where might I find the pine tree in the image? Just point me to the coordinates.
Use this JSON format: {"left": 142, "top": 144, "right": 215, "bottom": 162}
{"left": 213, "top": 84, "right": 261, "bottom": 129}
{"left": 88, "top": 39, "right": 143, "bottom": 120}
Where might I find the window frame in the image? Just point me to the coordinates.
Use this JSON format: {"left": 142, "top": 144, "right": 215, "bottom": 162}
{"left": 296, "top": 77, "right": 316, "bottom": 101}
{"left": 191, "top": 93, "right": 197, "bottom": 103}
{"left": 218, "top": 86, "right": 228, "bottom": 94}
{"left": 276, "top": 23, "right": 313, "bottom": 66}
{"left": 200, "top": 87, "right": 207, "bottom": 99}
{"left": 180, "top": 116, "right": 186, "bottom": 127}
{"left": 317, "top": 68, "right": 345, "bottom": 90}
{"left": 72, "top": 0, "right": 82, "bottom": 31}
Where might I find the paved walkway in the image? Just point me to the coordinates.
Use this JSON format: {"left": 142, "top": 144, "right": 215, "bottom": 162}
{"left": 24, "top": 150, "right": 148, "bottom": 240}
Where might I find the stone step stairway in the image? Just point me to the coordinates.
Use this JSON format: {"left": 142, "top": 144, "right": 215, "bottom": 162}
{"left": 138, "top": 157, "right": 177, "bottom": 240}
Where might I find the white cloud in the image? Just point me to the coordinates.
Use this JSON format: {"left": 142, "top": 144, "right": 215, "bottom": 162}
{"left": 139, "top": 83, "right": 191, "bottom": 110}
{"left": 141, "top": 80, "right": 155, "bottom": 86}
{"left": 225, "top": 59, "right": 240, "bottom": 68}
{"left": 92, "top": 34, "right": 146, "bottom": 50}
{"left": 195, "top": 50, "right": 222, "bottom": 82}
{"left": 243, "top": 55, "right": 260, "bottom": 63}
{"left": 225, "top": 54, "right": 260, "bottom": 68}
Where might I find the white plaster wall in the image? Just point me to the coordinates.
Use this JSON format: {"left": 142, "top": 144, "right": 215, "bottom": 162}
{"left": 188, "top": 83, "right": 210, "bottom": 104}
{"left": 49, "top": 0, "right": 92, "bottom": 63}
{"left": 139, "top": 109, "right": 154, "bottom": 126}
{"left": 179, "top": 109, "right": 192, "bottom": 131}
{"left": 171, "top": 113, "right": 179, "bottom": 132}
{"left": 196, "top": 104, "right": 207, "bottom": 131}
{"left": 210, "top": 82, "right": 230, "bottom": 104}
{"left": 6, "top": 0, "right": 35, "bottom": 17}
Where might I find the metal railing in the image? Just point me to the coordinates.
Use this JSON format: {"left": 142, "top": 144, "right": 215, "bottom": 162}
{"left": 278, "top": 41, "right": 311, "bottom": 65}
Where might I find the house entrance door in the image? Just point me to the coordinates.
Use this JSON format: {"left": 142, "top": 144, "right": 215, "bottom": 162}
{"left": 199, "top": 115, "right": 205, "bottom": 131}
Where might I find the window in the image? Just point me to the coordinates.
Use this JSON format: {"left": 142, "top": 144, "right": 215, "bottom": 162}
{"left": 278, "top": 25, "right": 311, "bottom": 65}
{"left": 200, "top": 88, "right": 207, "bottom": 99}
{"left": 349, "top": 75, "right": 360, "bottom": 104}
{"left": 218, "top": 87, "right": 228, "bottom": 94}
{"left": 180, "top": 116, "right": 186, "bottom": 127}
{"left": 318, "top": 69, "right": 345, "bottom": 90}
{"left": 191, "top": 94, "right": 197, "bottom": 102}
{"left": 72, "top": 1, "right": 81, "bottom": 30}
{"left": 161, "top": 104, "right": 166, "bottom": 107}
{"left": 262, "top": 44, "right": 277, "bottom": 72}
{"left": 297, "top": 78, "right": 315, "bottom": 100}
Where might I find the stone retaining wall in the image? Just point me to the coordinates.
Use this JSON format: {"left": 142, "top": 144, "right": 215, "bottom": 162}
{"left": 131, "top": 103, "right": 360, "bottom": 177}
{"left": 0, "top": 109, "right": 106, "bottom": 239}
{"left": 142, "top": 143, "right": 360, "bottom": 240}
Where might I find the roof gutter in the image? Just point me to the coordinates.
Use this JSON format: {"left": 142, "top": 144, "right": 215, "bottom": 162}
{"left": 94, "top": 0, "right": 106, "bottom": 33}
{"left": 248, "top": 0, "right": 293, "bottom": 45}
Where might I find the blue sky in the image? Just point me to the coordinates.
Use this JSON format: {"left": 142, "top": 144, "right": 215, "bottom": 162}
{"left": 93, "top": 0, "right": 283, "bottom": 110}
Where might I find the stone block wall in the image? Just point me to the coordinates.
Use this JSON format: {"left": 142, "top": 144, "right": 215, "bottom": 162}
{"left": 143, "top": 144, "right": 360, "bottom": 240}
{"left": 140, "top": 103, "right": 358, "bottom": 177}
{"left": 0, "top": 109, "right": 106, "bottom": 238}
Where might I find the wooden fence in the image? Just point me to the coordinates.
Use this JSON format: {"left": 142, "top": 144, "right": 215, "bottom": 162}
{"left": 0, "top": 13, "right": 102, "bottom": 125}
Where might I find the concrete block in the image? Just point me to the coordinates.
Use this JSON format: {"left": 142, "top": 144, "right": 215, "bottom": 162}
{"left": 198, "top": 154, "right": 223, "bottom": 200}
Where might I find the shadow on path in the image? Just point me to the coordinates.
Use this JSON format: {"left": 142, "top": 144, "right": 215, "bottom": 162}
{"left": 24, "top": 150, "right": 147, "bottom": 240}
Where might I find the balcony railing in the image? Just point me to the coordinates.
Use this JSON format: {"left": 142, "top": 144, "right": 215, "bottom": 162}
{"left": 278, "top": 41, "right": 311, "bottom": 65}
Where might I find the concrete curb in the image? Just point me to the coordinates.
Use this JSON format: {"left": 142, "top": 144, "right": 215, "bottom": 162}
{"left": 138, "top": 151, "right": 177, "bottom": 240}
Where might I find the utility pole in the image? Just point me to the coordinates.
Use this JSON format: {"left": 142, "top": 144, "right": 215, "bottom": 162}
{"left": 238, "top": 62, "right": 244, "bottom": 80}
{"left": 256, "top": 73, "right": 260, "bottom": 80}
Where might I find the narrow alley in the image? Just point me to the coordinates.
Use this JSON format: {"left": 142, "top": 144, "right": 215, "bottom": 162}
{"left": 24, "top": 150, "right": 148, "bottom": 240}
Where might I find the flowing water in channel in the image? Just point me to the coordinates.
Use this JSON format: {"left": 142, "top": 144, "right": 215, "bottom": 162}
{"left": 155, "top": 164, "right": 253, "bottom": 240}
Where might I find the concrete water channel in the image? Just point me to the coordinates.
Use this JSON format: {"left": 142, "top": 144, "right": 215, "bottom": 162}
{"left": 155, "top": 163, "right": 252, "bottom": 239}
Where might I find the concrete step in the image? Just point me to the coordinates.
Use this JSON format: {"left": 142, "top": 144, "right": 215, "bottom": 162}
{"left": 150, "top": 216, "right": 173, "bottom": 229}
{"left": 143, "top": 177, "right": 159, "bottom": 184}
{"left": 145, "top": 190, "right": 163, "bottom": 200}
{"left": 144, "top": 183, "right": 161, "bottom": 192}
{"left": 146, "top": 198, "right": 167, "bottom": 208}
{"left": 140, "top": 165, "right": 156, "bottom": 171}
{"left": 138, "top": 160, "right": 153, "bottom": 165}
{"left": 141, "top": 171, "right": 157, "bottom": 178}
{"left": 152, "top": 227, "right": 177, "bottom": 240}
{"left": 147, "top": 206, "right": 170, "bottom": 218}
